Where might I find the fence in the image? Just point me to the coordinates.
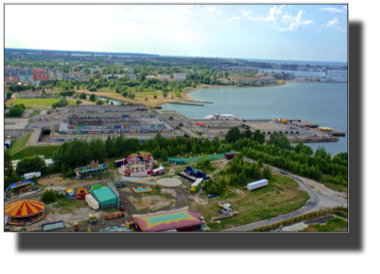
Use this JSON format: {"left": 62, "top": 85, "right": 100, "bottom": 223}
{"left": 249, "top": 205, "right": 346, "bottom": 232}
{"left": 168, "top": 150, "right": 235, "bottom": 165}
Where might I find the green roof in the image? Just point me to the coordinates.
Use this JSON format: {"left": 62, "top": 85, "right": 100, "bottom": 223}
{"left": 92, "top": 187, "right": 117, "bottom": 206}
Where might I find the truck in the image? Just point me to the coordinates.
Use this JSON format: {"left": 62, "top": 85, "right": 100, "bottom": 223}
{"left": 114, "top": 181, "right": 127, "bottom": 188}
{"left": 190, "top": 178, "right": 204, "bottom": 193}
{"left": 21, "top": 172, "right": 41, "bottom": 180}
{"left": 247, "top": 179, "right": 268, "bottom": 191}
{"left": 148, "top": 165, "right": 165, "bottom": 176}
{"left": 85, "top": 194, "right": 99, "bottom": 211}
{"left": 218, "top": 203, "right": 232, "bottom": 214}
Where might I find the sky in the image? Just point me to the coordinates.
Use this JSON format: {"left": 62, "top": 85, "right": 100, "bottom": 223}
{"left": 5, "top": 4, "right": 348, "bottom": 62}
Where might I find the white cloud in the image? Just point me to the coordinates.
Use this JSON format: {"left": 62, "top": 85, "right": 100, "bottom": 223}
{"left": 227, "top": 16, "right": 240, "bottom": 22}
{"left": 176, "top": 5, "right": 194, "bottom": 14}
{"left": 319, "top": 7, "right": 346, "bottom": 13}
{"left": 279, "top": 9, "right": 313, "bottom": 31}
{"left": 317, "top": 18, "right": 346, "bottom": 32}
{"left": 203, "top": 18, "right": 207, "bottom": 21}
{"left": 247, "top": 5, "right": 284, "bottom": 22}
{"left": 207, "top": 7, "right": 216, "bottom": 12}
{"left": 343, "top": 6, "right": 347, "bottom": 10}
{"left": 282, "top": 14, "right": 292, "bottom": 19}
{"left": 242, "top": 10, "right": 251, "bottom": 18}
{"left": 217, "top": 10, "right": 222, "bottom": 14}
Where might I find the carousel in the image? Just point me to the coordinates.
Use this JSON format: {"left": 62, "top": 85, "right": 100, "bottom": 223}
{"left": 4, "top": 200, "right": 45, "bottom": 226}
{"left": 118, "top": 152, "right": 155, "bottom": 177}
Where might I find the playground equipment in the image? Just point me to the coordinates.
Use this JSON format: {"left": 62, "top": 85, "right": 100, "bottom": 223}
{"left": 77, "top": 188, "right": 88, "bottom": 199}
{"left": 104, "top": 212, "right": 125, "bottom": 220}
{"left": 66, "top": 188, "right": 76, "bottom": 199}
{"left": 73, "top": 223, "right": 79, "bottom": 232}
{"left": 132, "top": 185, "right": 153, "bottom": 194}
{"left": 89, "top": 212, "right": 98, "bottom": 225}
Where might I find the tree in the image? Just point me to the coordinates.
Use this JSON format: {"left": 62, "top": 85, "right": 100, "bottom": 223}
{"left": 79, "top": 92, "right": 87, "bottom": 100}
{"left": 110, "top": 101, "right": 114, "bottom": 105}
{"left": 252, "top": 130, "right": 265, "bottom": 144}
{"left": 89, "top": 94, "right": 97, "bottom": 102}
{"left": 161, "top": 149, "right": 168, "bottom": 161}
{"left": 154, "top": 95, "right": 157, "bottom": 99}
{"left": 83, "top": 68, "right": 91, "bottom": 75}
{"left": 225, "top": 127, "right": 241, "bottom": 143}
{"left": 17, "top": 156, "right": 46, "bottom": 175}
{"left": 145, "top": 97, "right": 148, "bottom": 101}
{"left": 76, "top": 100, "right": 82, "bottom": 105}
{"left": 41, "top": 189, "right": 57, "bottom": 204}
{"left": 163, "top": 91, "right": 168, "bottom": 98}
{"left": 96, "top": 99, "right": 104, "bottom": 105}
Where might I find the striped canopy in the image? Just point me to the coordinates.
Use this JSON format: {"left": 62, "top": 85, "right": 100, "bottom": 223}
{"left": 5, "top": 200, "right": 45, "bottom": 218}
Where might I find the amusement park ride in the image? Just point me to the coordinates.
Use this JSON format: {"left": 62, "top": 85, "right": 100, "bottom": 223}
{"left": 119, "top": 152, "right": 164, "bottom": 177}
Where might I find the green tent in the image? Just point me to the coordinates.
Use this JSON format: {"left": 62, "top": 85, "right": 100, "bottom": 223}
{"left": 92, "top": 187, "right": 117, "bottom": 208}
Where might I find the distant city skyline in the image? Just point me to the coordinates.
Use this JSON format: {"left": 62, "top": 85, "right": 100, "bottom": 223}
{"left": 5, "top": 4, "right": 348, "bottom": 62}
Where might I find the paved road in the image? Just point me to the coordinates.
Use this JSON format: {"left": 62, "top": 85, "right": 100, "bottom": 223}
{"left": 223, "top": 157, "right": 347, "bottom": 232}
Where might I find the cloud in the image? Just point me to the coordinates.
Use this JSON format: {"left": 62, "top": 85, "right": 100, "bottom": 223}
{"left": 203, "top": 18, "right": 207, "bottom": 21}
{"left": 279, "top": 9, "right": 313, "bottom": 31}
{"left": 176, "top": 5, "right": 194, "bottom": 14}
{"left": 207, "top": 7, "right": 216, "bottom": 12}
{"left": 319, "top": 7, "right": 346, "bottom": 13}
{"left": 282, "top": 14, "right": 292, "bottom": 19}
{"left": 247, "top": 5, "right": 284, "bottom": 22}
{"left": 242, "top": 10, "right": 251, "bottom": 18}
{"left": 317, "top": 18, "right": 346, "bottom": 32}
{"left": 227, "top": 16, "right": 240, "bottom": 22}
{"left": 217, "top": 10, "right": 222, "bottom": 14}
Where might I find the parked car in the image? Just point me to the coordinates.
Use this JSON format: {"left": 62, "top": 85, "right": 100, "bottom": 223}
{"left": 207, "top": 194, "right": 217, "bottom": 198}
{"left": 280, "top": 170, "right": 287, "bottom": 175}
{"left": 114, "top": 181, "right": 127, "bottom": 188}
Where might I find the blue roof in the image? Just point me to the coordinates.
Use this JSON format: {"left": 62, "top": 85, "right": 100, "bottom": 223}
{"left": 6, "top": 179, "right": 33, "bottom": 192}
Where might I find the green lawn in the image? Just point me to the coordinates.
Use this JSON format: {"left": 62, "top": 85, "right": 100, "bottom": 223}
{"left": 28, "top": 110, "right": 41, "bottom": 118}
{"left": 13, "top": 98, "right": 76, "bottom": 108}
{"left": 299, "top": 217, "right": 348, "bottom": 232}
{"left": 197, "top": 173, "right": 310, "bottom": 231}
{"left": 7, "top": 134, "right": 30, "bottom": 155}
{"left": 11, "top": 145, "right": 60, "bottom": 160}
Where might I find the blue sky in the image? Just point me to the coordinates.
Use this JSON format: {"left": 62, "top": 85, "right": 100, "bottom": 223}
{"left": 5, "top": 4, "right": 348, "bottom": 62}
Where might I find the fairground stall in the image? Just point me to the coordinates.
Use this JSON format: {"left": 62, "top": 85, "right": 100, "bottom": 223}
{"left": 5, "top": 179, "right": 36, "bottom": 198}
{"left": 74, "top": 160, "right": 109, "bottom": 179}
{"left": 4, "top": 200, "right": 45, "bottom": 226}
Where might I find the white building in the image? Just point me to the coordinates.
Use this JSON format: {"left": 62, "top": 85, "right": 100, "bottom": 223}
{"left": 125, "top": 74, "right": 137, "bottom": 80}
{"left": 173, "top": 73, "right": 188, "bottom": 82}
{"left": 125, "top": 67, "right": 134, "bottom": 73}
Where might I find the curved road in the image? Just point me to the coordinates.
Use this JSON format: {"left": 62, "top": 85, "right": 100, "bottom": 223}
{"left": 223, "top": 157, "right": 347, "bottom": 232}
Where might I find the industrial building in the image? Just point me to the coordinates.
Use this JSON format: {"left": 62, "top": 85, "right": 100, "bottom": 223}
{"left": 50, "top": 105, "right": 182, "bottom": 143}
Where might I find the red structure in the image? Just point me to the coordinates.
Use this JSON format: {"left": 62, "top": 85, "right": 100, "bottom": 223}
{"left": 33, "top": 70, "right": 48, "bottom": 81}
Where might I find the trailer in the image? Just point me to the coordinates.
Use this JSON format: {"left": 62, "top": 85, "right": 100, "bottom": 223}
{"left": 148, "top": 165, "right": 165, "bottom": 176}
{"left": 85, "top": 194, "right": 99, "bottom": 210}
{"left": 114, "top": 159, "right": 124, "bottom": 168}
{"left": 21, "top": 172, "right": 41, "bottom": 180}
{"left": 185, "top": 166, "right": 207, "bottom": 179}
{"left": 247, "top": 179, "right": 268, "bottom": 191}
{"left": 225, "top": 152, "right": 237, "bottom": 160}
{"left": 190, "top": 178, "right": 204, "bottom": 193}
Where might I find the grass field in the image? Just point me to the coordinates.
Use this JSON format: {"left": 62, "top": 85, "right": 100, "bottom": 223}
{"left": 28, "top": 110, "right": 41, "bottom": 118}
{"left": 11, "top": 145, "right": 60, "bottom": 160}
{"left": 13, "top": 98, "right": 76, "bottom": 109}
{"left": 197, "top": 173, "right": 310, "bottom": 231}
{"left": 7, "top": 134, "right": 30, "bottom": 155}
{"left": 299, "top": 217, "right": 348, "bottom": 232}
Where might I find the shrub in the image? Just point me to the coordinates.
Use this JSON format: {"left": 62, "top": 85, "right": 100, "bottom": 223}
{"left": 40, "top": 189, "right": 57, "bottom": 204}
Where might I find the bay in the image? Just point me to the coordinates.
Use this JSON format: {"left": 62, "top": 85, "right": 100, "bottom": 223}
{"left": 162, "top": 82, "right": 348, "bottom": 156}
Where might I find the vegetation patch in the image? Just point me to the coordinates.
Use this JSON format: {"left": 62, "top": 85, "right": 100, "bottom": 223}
{"left": 7, "top": 134, "right": 30, "bottom": 155}
{"left": 299, "top": 217, "right": 348, "bottom": 232}
{"left": 197, "top": 173, "right": 309, "bottom": 231}
{"left": 12, "top": 98, "right": 75, "bottom": 108}
{"left": 11, "top": 145, "right": 60, "bottom": 160}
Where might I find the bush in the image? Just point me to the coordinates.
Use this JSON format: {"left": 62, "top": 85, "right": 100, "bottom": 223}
{"left": 40, "top": 189, "right": 57, "bottom": 204}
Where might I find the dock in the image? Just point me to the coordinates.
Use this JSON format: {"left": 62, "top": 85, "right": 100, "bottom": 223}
{"left": 167, "top": 102, "right": 204, "bottom": 106}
